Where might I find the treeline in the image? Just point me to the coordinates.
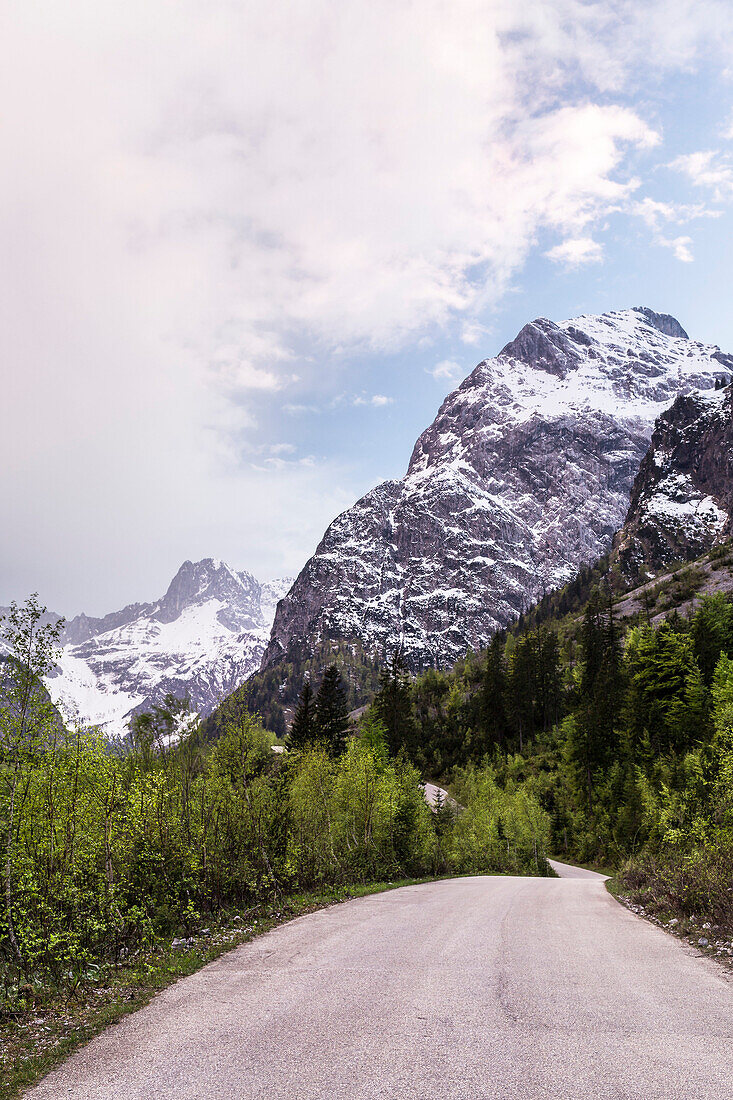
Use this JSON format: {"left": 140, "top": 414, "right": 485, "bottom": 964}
{"left": 365, "top": 588, "right": 733, "bottom": 923}
{"left": 0, "top": 601, "right": 551, "bottom": 995}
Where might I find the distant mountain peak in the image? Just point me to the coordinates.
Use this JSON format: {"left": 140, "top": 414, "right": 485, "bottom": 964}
{"left": 496, "top": 308, "right": 688, "bottom": 377}
{"left": 158, "top": 557, "right": 261, "bottom": 627}
{"left": 45, "top": 563, "right": 292, "bottom": 739}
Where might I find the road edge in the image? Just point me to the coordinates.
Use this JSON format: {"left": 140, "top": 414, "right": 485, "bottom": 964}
{"left": 4, "top": 877, "right": 448, "bottom": 1100}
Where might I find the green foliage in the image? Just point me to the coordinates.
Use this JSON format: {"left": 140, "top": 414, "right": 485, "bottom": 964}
{"left": 288, "top": 679, "right": 314, "bottom": 749}
{"left": 1, "top": 609, "right": 447, "bottom": 996}
{"left": 0, "top": 709, "right": 442, "bottom": 993}
{"left": 623, "top": 624, "right": 709, "bottom": 756}
{"left": 372, "top": 655, "right": 417, "bottom": 758}
{"left": 449, "top": 764, "right": 551, "bottom": 875}
{"left": 1, "top": 597, "right": 65, "bottom": 976}
{"left": 690, "top": 593, "right": 733, "bottom": 684}
{"left": 312, "top": 665, "right": 350, "bottom": 756}
{"left": 370, "top": 572, "right": 733, "bottom": 922}
{"left": 202, "top": 637, "right": 383, "bottom": 741}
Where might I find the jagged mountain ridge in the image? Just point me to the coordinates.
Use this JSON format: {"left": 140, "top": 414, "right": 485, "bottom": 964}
{"left": 614, "top": 385, "right": 733, "bottom": 580}
{"left": 263, "top": 307, "right": 731, "bottom": 673}
{"left": 45, "top": 559, "right": 291, "bottom": 738}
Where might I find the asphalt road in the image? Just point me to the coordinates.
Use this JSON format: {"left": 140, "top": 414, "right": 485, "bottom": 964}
{"left": 28, "top": 867, "right": 733, "bottom": 1099}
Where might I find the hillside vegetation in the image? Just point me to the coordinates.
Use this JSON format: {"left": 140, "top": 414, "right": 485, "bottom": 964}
{"left": 359, "top": 543, "right": 733, "bottom": 929}
{"left": 0, "top": 599, "right": 551, "bottom": 1028}
{"left": 3, "top": 540, "right": 733, "bottom": 1078}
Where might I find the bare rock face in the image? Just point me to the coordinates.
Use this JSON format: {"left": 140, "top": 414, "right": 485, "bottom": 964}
{"left": 263, "top": 308, "right": 730, "bottom": 672}
{"left": 614, "top": 386, "right": 733, "bottom": 580}
{"left": 44, "top": 559, "right": 291, "bottom": 739}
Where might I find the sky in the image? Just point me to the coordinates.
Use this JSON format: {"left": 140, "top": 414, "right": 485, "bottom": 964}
{"left": 2, "top": 0, "right": 733, "bottom": 615}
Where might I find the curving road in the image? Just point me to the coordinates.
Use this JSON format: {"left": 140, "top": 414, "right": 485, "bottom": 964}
{"left": 28, "top": 866, "right": 733, "bottom": 1099}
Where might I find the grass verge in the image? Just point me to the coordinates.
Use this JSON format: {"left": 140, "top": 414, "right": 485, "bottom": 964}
{"left": 1, "top": 877, "right": 437, "bottom": 1100}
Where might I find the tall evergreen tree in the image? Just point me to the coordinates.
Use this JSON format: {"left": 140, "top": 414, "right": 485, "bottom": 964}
{"left": 373, "top": 653, "right": 416, "bottom": 758}
{"left": 475, "top": 634, "right": 508, "bottom": 754}
{"left": 691, "top": 593, "right": 733, "bottom": 685}
{"left": 505, "top": 633, "right": 537, "bottom": 752}
{"left": 568, "top": 589, "right": 623, "bottom": 809}
{"left": 289, "top": 679, "right": 314, "bottom": 749}
{"left": 312, "top": 665, "right": 350, "bottom": 756}
{"left": 535, "top": 628, "right": 563, "bottom": 733}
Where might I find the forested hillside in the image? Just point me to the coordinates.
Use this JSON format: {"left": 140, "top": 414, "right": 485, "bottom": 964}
{"left": 3, "top": 540, "right": 733, "bottom": 1066}
{"left": 357, "top": 543, "right": 733, "bottom": 926}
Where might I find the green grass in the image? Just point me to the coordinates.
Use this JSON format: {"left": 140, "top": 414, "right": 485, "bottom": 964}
{"left": 0, "top": 877, "right": 438, "bottom": 1100}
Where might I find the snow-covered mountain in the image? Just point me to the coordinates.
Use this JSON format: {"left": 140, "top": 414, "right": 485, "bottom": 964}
{"left": 45, "top": 559, "right": 291, "bottom": 739}
{"left": 615, "top": 384, "right": 733, "bottom": 580}
{"left": 263, "top": 307, "right": 731, "bottom": 673}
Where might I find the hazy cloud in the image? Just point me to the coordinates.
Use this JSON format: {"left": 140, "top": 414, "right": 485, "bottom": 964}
{"left": 631, "top": 196, "right": 721, "bottom": 261}
{"left": 661, "top": 235, "right": 695, "bottom": 262}
{"left": 352, "top": 394, "right": 393, "bottom": 408}
{"left": 2, "top": 0, "right": 733, "bottom": 608}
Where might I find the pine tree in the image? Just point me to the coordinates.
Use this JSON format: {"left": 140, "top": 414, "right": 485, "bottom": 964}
{"left": 691, "top": 593, "right": 733, "bottom": 685}
{"left": 373, "top": 653, "right": 416, "bottom": 758}
{"left": 475, "top": 634, "right": 508, "bottom": 754}
{"left": 568, "top": 589, "right": 624, "bottom": 809}
{"left": 312, "top": 665, "right": 350, "bottom": 756}
{"left": 289, "top": 679, "right": 314, "bottom": 749}
{"left": 505, "top": 633, "right": 537, "bottom": 752}
{"left": 535, "top": 628, "right": 563, "bottom": 733}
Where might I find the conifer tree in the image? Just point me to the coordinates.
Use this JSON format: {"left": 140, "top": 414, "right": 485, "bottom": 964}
{"left": 567, "top": 589, "right": 623, "bottom": 809}
{"left": 691, "top": 593, "right": 733, "bottom": 685}
{"left": 535, "top": 628, "right": 563, "bottom": 733}
{"left": 476, "top": 633, "right": 508, "bottom": 754}
{"left": 312, "top": 665, "right": 350, "bottom": 756}
{"left": 505, "top": 633, "right": 537, "bottom": 752}
{"left": 373, "top": 653, "right": 416, "bottom": 758}
{"left": 289, "top": 679, "right": 314, "bottom": 749}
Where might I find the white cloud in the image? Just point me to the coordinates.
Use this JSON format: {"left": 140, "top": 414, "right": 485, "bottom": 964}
{"left": 282, "top": 403, "right": 320, "bottom": 416}
{"left": 631, "top": 196, "right": 721, "bottom": 261}
{"left": 633, "top": 197, "right": 691, "bottom": 229}
{"left": 670, "top": 150, "right": 733, "bottom": 199}
{"left": 545, "top": 237, "right": 604, "bottom": 267}
{"left": 660, "top": 235, "right": 695, "bottom": 262}
{"left": 251, "top": 453, "right": 319, "bottom": 472}
{"left": 429, "top": 360, "right": 464, "bottom": 382}
{"left": 460, "top": 321, "right": 490, "bottom": 347}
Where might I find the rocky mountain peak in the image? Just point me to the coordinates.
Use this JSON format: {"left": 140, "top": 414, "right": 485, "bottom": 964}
{"left": 157, "top": 558, "right": 262, "bottom": 630}
{"left": 632, "top": 307, "right": 689, "bottom": 340}
{"left": 498, "top": 317, "right": 583, "bottom": 378}
{"left": 495, "top": 308, "right": 687, "bottom": 380}
{"left": 263, "top": 307, "right": 730, "bottom": 677}
{"left": 614, "top": 386, "right": 733, "bottom": 580}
